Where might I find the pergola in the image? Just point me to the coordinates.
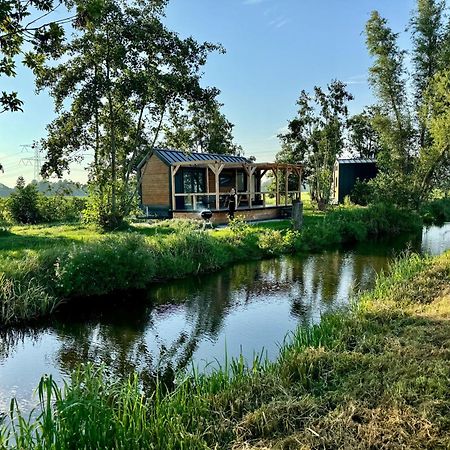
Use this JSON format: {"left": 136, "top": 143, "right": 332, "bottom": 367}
{"left": 169, "top": 159, "right": 302, "bottom": 211}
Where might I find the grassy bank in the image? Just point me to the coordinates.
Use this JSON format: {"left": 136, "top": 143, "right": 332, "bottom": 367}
{"left": 1, "top": 251, "right": 449, "bottom": 449}
{"left": 0, "top": 203, "right": 422, "bottom": 326}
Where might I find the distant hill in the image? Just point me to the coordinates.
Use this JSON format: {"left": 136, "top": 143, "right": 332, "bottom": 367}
{"left": 0, "top": 183, "right": 12, "bottom": 197}
{"left": 0, "top": 180, "right": 87, "bottom": 197}
{"left": 35, "top": 180, "right": 88, "bottom": 197}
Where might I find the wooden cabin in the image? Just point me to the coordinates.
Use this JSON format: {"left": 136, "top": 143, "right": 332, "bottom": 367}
{"left": 332, "top": 158, "right": 377, "bottom": 204}
{"left": 138, "top": 149, "right": 302, "bottom": 224}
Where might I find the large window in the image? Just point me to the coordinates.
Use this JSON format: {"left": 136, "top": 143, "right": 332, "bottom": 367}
{"left": 182, "top": 168, "right": 206, "bottom": 193}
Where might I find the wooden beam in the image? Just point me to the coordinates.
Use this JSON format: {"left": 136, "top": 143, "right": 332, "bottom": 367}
{"left": 171, "top": 166, "right": 176, "bottom": 210}
{"left": 285, "top": 168, "right": 290, "bottom": 206}
{"left": 207, "top": 163, "right": 225, "bottom": 209}
{"left": 299, "top": 168, "right": 302, "bottom": 202}
{"left": 275, "top": 169, "right": 279, "bottom": 206}
{"left": 244, "top": 165, "right": 256, "bottom": 208}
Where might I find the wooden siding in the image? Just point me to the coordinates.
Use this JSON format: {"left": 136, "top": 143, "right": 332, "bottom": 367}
{"left": 141, "top": 155, "right": 170, "bottom": 206}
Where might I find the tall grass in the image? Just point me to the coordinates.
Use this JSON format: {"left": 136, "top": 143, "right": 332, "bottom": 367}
{"left": 0, "top": 275, "right": 59, "bottom": 325}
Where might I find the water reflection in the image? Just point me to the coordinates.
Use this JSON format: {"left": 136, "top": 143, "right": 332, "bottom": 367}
{"left": 1, "top": 224, "right": 449, "bottom": 415}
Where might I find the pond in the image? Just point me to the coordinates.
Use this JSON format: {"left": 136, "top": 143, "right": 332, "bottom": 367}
{"left": 1, "top": 224, "right": 449, "bottom": 414}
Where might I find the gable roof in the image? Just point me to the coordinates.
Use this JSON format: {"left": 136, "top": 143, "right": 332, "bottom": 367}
{"left": 154, "top": 148, "right": 250, "bottom": 165}
{"left": 337, "top": 158, "right": 376, "bottom": 164}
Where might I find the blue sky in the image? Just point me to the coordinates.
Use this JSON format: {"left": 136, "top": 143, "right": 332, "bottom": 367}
{"left": 0, "top": 0, "right": 416, "bottom": 187}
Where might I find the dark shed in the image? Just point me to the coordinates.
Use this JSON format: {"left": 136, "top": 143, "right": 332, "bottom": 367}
{"left": 332, "top": 158, "right": 377, "bottom": 204}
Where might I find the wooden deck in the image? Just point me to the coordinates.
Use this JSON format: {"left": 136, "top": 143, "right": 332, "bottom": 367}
{"left": 172, "top": 205, "right": 292, "bottom": 224}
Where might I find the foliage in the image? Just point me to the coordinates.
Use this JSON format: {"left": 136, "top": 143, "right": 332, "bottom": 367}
{"left": 420, "top": 197, "right": 450, "bottom": 225}
{"left": 364, "top": 2, "right": 450, "bottom": 205}
{"left": 2, "top": 251, "right": 450, "bottom": 449}
{"left": 349, "top": 179, "right": 373, "bottom": 206}
{"left": 36, "top": 0, "right": 222, "bottom": 230}
{"left": 163, "top": 99, "right": 242, "bottom": 155}
{"left": 37, "top": 195, "right": 86, "bottom": 223}
{"left": 7, "top": 177, "right": 41, "bottom": 224}
{"left": 347, "top": 106, "right": 382, "bottom": 158}
{"left": 3, "top": 178, "right": 86, "bottom": 225}
{"left": 227, "top": 216, "right": 252, "bottom": 243}
{"left": 278, "top": 80, "right": 353, "bottom": 210}
{"left": 0, "top": 198, "right": 9, "bottom": 233}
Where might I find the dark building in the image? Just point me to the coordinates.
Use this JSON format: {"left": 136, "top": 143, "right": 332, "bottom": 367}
{"left": 332, "top": 158, "right": 377, "bottom": 204}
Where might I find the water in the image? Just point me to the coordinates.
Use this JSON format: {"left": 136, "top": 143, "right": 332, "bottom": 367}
{"left": 1, "top": 224, "right": 449, "bottom": 414}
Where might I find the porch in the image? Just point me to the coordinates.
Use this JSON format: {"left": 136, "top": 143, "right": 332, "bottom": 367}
{"left": 170, "top": 160, "right": 302, "bottom": 223}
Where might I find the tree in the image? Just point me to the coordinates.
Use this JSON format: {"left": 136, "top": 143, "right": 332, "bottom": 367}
{"left": 278, "top": 80, "right": 353, "bottom": 210}
{"left": 8, "top": 177, "right": 41, "bottom": 223}
{"left": 347, "top": 107, "right": 381, "bottom": 158}
{"left": 36, "top": 0, "right": 222, "bottom": 229}
{"left": 163, "top": 99, "right": 242, "bottom": 155}
{"left": 0, "top": 0, "right": 88, "bottom": 113}
{"left": 365, "top": 11, "right": 414, "bottom": 177}
{"left": 365, "top": 2, "right": 450, "bottom": 206}
{"left": 417, "top": 69, "right": 450, "bottom": 198}
{"left": 411, "top": 0, "right": 446, "bottom": 147}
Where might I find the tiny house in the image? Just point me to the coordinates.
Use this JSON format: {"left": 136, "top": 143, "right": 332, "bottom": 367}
{"left": 332, "top": 158, "right": 377, "bottom": 204}
{"left": 138, "top": 148, "right": 302, "bottom": 224}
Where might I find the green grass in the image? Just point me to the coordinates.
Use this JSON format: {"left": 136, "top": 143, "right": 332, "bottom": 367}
{"left": 1, "top": 251, "right": 450, "bottom": 449}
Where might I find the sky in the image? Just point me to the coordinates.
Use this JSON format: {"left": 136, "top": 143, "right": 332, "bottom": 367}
{"left": 0, "top": 0, "right": 417, "bottom": 187}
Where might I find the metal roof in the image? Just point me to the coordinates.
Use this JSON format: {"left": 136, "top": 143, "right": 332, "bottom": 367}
{"left": 337, "top": 158, "right": 376, "bottom": 164}
{"left": 154, "top": 148, "right": 250, "bottom": 165}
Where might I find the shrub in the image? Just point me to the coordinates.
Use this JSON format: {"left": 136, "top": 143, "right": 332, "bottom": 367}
{"left": 8, "top": 177, "right": 41, "bottom": 224}
{"left": 350, "top": 179, "right": 373, "bottom": 206}
{"left": 420, "top": 198, "right": 450, "bottom": 225}
{"left": 38, "top": 196, "right": 87, "bottom": 223}
{"left": 54, "top": 234, "right": 159, "bottom": 297}
{"left": 228, "top": 217, "right": 252, "bottom": 243}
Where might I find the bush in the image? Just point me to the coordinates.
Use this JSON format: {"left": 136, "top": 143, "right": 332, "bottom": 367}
{"left": 54, "top": 234, "right": 159, "bottom": 297}
{"left": 8, "top": 177, "right": 41, "bottom": 224}
{"left": 350, "top": 179, "right": 373, "bottom": 206}
{"left": 38, "top": 196, "right": 87, "bottom": 223}
{"left": 420, "top": 198, "right": 450, "bottom": 225}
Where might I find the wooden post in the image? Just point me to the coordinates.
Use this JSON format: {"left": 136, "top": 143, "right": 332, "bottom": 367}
{"left": 244, "top": 165, "right": 256, "bottom": 208}
{"left": 285, "top": 168, "right": 289, "bottom": 206}
{"left": 275, "top": 169, "right": 279, "bottom": 206}
{"left": 206, "top": 167, "right": 210, "bottom": 208}
{"left": 171, "top": 165, "right": 181, "bottom": 210}
{"left": 292, "top": 199, "right": 303, "bottom": 230}
{"left": 208, "top": 162, "right": 224, "bottom": 210}
{"left": 215, "top": 169, "right": 220, "bottom": 209}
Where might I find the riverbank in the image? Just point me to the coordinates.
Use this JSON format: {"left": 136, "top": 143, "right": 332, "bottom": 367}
{"left": 0, "top": 203, "right": 423, "bottom": 326}
{"left": 1, "top": 250, "right": 449, "bottom": 449}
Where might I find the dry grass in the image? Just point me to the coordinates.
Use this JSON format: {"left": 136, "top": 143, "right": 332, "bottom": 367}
{"left": 227, "top": 254, "right": 450, "bottom": 449}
